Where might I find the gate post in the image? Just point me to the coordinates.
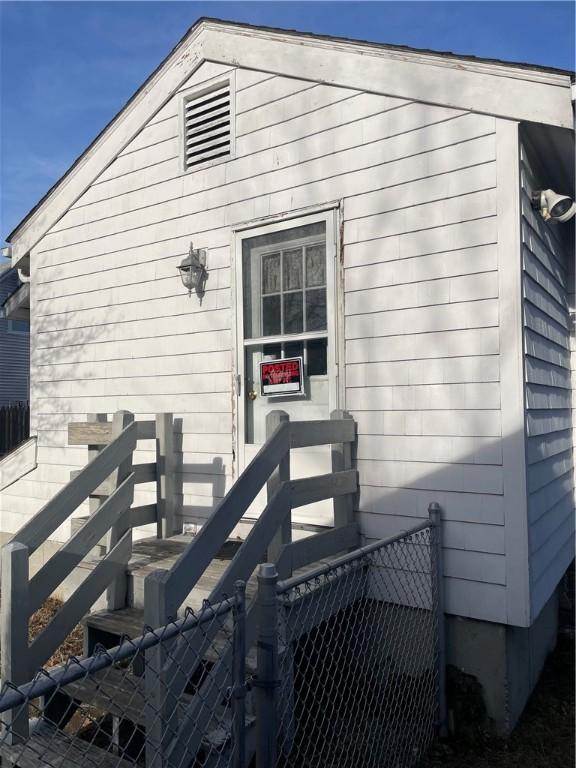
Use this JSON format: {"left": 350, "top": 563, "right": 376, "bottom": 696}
{"left": 232, "top": 580, "right": 247, "bottom": 768}
{"left": 255, "top": 563, "right": 279, "bottom": 768}
{"left": 429, "top": 502, "right": 447, "bottom": 737}
{"left": 144, "top": 569, "right": 175, "bottom": 768}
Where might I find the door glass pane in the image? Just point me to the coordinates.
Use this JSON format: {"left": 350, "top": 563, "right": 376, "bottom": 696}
{"left": 307, "top": 338, "right": 328, "bottom": 375}
{"left": 283, "top": 249, "right": 303, "bottom": 291}
{"left": 284, "top": 341, "right": 304, "bottom": 360}
{"left": 262, "top": 253, "right": 280, "bottom": 294}
{"left": 242, "top": 221, "right": 325, "bottom": 339}
{"left": 262, "top": 295, "right": 281, "bottom": 335}
{"left": 263, "top": 343, "right": 281, "bottom": 359}
{"left": 283, "top": 292, "right": 303, "bottom": 334}
{"left": 306, "top": 244, "right": 326, "bottom": 287}
{"left": 305, "top": 289, "right": 327, "bottom": 332}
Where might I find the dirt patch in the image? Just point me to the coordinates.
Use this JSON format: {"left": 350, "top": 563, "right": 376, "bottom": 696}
{"left": 422, "top": 631, "right": 575, "bottom": 768}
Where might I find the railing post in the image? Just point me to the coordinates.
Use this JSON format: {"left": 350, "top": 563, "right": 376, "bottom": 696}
{"left": 331, "top": 410, "right": 355, "bottom": 528}
{"left": 86, "top": 413, "right": 108, "bottom": 563}
{"left": 106, "top": 410, "right": 134, "bottom": 609}
{"left": 232, "top": 580, "right": 247, "bottom": 768}
{"left": 144, "top": 569, "right": 176, "bottom": 768}
{"left": 156, "top": 413, "right": 179, "bottom": 539}
{"left": 0, "top": 541, "right": 30, "bottom": 743}
{"left": 429, "top": 501, "right": 447, "bottom": 737}
{"left": 256, "top": 563, "right": 279, "bottom": 768}
{"left": 266, "top": 411, "right": 291, "bottom": 578}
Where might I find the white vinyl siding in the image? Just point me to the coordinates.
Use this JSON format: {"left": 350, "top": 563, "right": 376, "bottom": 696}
{"left": 4, "top": 66, "right": 502, "bottom": 623}
{"left": 519, "top": 138, "right": 575, "bottom": 621}
{"left": 1, "top": 62, "right": 556, "bottom": 630}
{"left": 0, "top": 270, "right": 30, "bottom": 407}
{"left": 342, "top": 117, "right": 503, "bottom": 622}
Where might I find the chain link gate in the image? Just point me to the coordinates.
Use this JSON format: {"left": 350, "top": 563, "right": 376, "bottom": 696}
{"left": 254, "top": 506, "right": 445, "bottom": 768}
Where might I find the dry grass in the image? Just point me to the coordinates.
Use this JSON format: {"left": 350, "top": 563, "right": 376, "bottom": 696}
{"left": 422, "top": 631, "right": 575, "bottom": 768}
{"left": 28, "top": 596, "right": 84, "bottom": 668}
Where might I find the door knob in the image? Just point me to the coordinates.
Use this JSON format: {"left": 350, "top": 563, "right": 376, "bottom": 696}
{"left": 247, "top": 390, "right": 257, "bottom": 401}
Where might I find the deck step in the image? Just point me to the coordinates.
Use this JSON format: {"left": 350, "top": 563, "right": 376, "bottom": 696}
{"left": 84, "top": 608, "right": 259, "bottom": 672}
{"left": 0, "top": 721, "right": 135, "bottom": 768}
{"left": 63, "top": 665, "right": 255, "bottom": 757}
{"left": 0, "top": 709, "right": 254, "bottom": 766}
{"left": 64, "top": 666, "right": 193, "bottom": 728}
{"left": 61, "top": 535, "right": 249, "bottom": 611}
{"left": 64, "top": 666, "right": 253, "bottom": 742}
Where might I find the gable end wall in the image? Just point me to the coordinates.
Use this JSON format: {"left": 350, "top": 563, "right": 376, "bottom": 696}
{"left": 0, "top": 62, "right": 543, "bottom": 626}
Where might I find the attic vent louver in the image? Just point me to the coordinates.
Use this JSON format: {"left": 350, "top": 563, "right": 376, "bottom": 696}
{"left": 184, "top": 81, "right": 232, "bottom": 169}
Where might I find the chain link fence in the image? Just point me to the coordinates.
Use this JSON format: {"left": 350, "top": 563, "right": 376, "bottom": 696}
{"left": 267, "top": 521, "right": 443, "bottom": 768}
{"left": 0, "top": 588, "right": 247, "bottom": 768}
{"left": 0, "top": 512, "right": 444, "bottom": 768}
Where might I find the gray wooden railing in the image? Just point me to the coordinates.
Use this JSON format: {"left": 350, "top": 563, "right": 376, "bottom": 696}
{"left": 143, "top": 409, "right": 359, "bottom": 768}
{"left": 0, "top": 409, "right": 177, "bottom": 743}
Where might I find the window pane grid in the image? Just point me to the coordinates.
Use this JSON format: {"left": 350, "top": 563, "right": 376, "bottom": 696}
{"left": 260, "top": 243, "right": 326, "bottom": 338}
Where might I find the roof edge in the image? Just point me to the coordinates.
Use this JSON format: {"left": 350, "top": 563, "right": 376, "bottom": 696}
{"left": 7, "top": 17, "right": 575, "bottom": 257}
{"left": 6, "top": 17, "right": 207, "bottom": 245}
{"left": 199, "top": 16, "right": 575, "bottom": 79}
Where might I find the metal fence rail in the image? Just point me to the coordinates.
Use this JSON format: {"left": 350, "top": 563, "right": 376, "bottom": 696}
{"left": 0, "top": 401, "right": 29, "bottom": 457}
{"left": 0, "top": 511, "right": 444, "bottom": 768}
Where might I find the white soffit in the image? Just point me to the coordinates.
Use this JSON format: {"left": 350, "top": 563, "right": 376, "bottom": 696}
{"left": 9, "top": 19, "right": 574, "bottom": 267}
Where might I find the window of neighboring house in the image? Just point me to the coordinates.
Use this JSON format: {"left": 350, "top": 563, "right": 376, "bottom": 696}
{"left": 8, "top": 319, "right": 29, "bottom": 334}
{"left": 181, "top": 75, "right": 234, "bottom": 173}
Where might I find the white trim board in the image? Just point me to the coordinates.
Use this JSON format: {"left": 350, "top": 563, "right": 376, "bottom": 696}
{"left": 496, "top": 120, "right": 531, "bottom": 628}
{"left": 9, "top": 19, "right": 573, "bottom": 268}
{"left": 0, "top": 438, "right": 37, "bottom": 492}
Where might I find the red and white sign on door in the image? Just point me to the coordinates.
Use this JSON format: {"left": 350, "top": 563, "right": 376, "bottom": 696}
{"left": 259, "top": 357, "right": 304, "bottom": 397}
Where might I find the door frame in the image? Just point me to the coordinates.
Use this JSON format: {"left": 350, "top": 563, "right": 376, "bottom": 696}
{"left": 231, "top": 203, "right": 343, "bottom": 476}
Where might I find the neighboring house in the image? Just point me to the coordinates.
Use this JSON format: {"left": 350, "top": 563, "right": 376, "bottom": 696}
{"left": 0, "top": 18, "right": 574, "bottom": 732}
{"left": 0, "top": 262, "right": 30, "bottom": 406}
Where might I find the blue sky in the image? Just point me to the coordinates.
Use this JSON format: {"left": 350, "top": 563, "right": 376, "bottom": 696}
{"left": 1, "top": 1, "right": 574, "bottom": 246}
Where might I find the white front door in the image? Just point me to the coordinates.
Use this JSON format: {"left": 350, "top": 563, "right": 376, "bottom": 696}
{"left": 234, "top": 209, "right": 339, "bottom": 526}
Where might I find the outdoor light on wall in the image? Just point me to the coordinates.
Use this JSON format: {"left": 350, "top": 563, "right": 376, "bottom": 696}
{"left": 531, "top": 189, "right": 576, "bottom": 223}
{"left": 177, "top": 243, "right": 208, "bottom": 299}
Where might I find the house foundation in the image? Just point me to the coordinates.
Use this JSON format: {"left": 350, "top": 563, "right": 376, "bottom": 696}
{"left": 446, "top": 582, "right": 560, "bottom": 735}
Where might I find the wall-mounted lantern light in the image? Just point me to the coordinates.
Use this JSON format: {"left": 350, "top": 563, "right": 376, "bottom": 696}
{"left": 177, "top": 243, "right": 208, "bottom": 299}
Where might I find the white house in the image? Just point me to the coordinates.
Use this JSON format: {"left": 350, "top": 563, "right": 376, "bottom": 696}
{"left": 1, "top": 18, "right": 574, "bottom": 732}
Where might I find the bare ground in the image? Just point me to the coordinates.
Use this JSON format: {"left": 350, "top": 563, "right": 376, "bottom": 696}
{"left": 28, "top": 596, "right": 84, "bottom": 668}
{"left": 422, "top": 630, "right": 575, "bottom": 768}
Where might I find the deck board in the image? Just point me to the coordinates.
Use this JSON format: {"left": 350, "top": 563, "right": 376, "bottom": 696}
{"left": 64, "top": 666, "right": 202, "bottom": 728}
{"left": 0, "top": 721, "right": 135, "bottom": 768}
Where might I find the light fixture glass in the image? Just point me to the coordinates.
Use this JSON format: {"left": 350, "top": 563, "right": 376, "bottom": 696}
{"left": 177, "top": 243, "right": 208, "bottom": 298}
